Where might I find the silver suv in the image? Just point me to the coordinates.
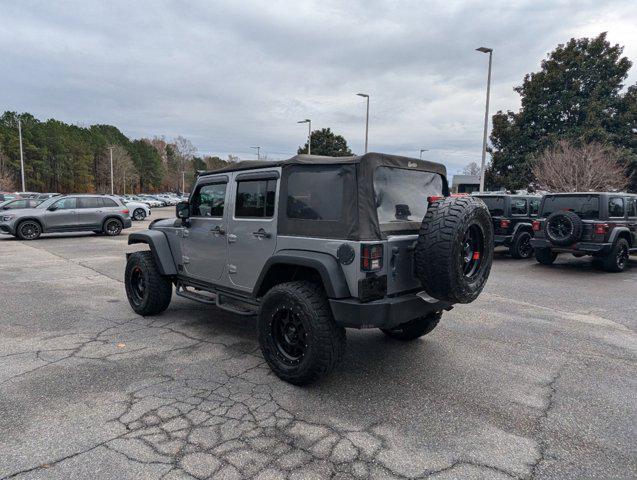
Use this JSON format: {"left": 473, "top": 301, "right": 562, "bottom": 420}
{"left": 124, "top": 153, "right": 494, "bottom": 384}
{"left": 0, "top": 194, "right": 132, "bottom": 240}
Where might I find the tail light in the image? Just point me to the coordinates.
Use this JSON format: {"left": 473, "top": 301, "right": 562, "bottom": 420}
{"left": 500, "top": 219, "right": 511, "bottom": 229}
{"left": 427, "top": 195, "right": 444, "bottom": 203}
{"left": 532, "top": 220, "right": 541, "bottom": 231}
{"left": 594, "top": 223, "right": 609, "bottom": 235}
{"left": 121, "top": 209, "right": 130, "bottom": 215}
{"left": 361, "top": 244, "right": 383, "bottom": 271}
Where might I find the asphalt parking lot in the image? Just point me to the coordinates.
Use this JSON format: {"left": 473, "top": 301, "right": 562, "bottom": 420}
{"left": 0, "top": 207, "right": 635, "bottom": 480}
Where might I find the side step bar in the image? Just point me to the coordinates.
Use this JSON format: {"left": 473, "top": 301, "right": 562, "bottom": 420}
{"left": 175, "top": 281, "right": 257, "bottom": 316}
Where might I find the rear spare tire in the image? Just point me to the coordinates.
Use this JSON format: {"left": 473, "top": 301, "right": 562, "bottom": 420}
{"left": 415, "top": 196, "right": 493, "bottom": 304}
{"left": 544, "top": 211, "right": 582, "bottom": 246}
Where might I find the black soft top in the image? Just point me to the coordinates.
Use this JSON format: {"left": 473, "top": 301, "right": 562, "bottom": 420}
{"left": 198, "top": 152, "right": 448, "bottom": 241}
{"left": 200, "top": 152, "right": 447, "bottom": 178}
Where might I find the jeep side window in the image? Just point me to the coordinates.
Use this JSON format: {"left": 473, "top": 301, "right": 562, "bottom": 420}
{"left": 235, "top": 180, "right": 276, "bottom": 218}
{"left": 628, "top": 198, "right": 637, "bottom": 218}
{"left": 529, "top": 199, "right": 540, "bottom": 216}
{"left": 511, "top": 199, "right": 527, "bottom": 215}
{"left": 609, "top": 197, "right": 625, "bottom": 218}
{"left": 192, "top": 183, "right": 226, "bottom": 217}
{"left": 287, "top": 167, "right": 344, "bottom": 220}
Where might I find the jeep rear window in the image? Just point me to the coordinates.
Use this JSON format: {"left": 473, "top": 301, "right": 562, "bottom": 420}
{"left": 541, "top": 195, "right": 599, "bottom": 219}
{"left": 373, "top": 167, "right": 443, "bottom": 233}
{"left": 287, "top": 166, "right": 344, "bottom": 221}
{"left": 478, "top": 196, "right": 505, "bottom": 216}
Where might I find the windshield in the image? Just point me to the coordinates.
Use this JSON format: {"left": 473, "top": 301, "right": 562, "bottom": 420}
{"left": 477, "top": 196, "right": 505, "bottom": 216}
{"left": 373, "top": 167, "right": 444, "bottom": 233}
{"left": 541, "top": 195, "right": 600, "bottom": 219}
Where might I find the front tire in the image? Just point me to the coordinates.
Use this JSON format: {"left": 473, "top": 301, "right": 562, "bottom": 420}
{"left": 511, "top": 231, "right": 533, "bottom": 259}
{"left": 381, "top": 311, "right": 442, "bottom": 341}
{"left": 599, "top": 238, "right": 630, "bottom": 272}
{"left": 125, "top": 251, "right": 172, "bottom": 315}
{"left": 258, "top": 281, "right": 346, "bottom": 385}
{"left": 103, "top": 218, "right": 123, "bottom": 236}
{"left": 535, "top": 248, "right": 558, "bottom": 265}
{"left": 16, "top": 220, "right": 42, "bottom": 240}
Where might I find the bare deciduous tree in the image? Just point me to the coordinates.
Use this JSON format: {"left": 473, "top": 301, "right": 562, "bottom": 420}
{"left": 462, "top": 161, "right": 481, "bottom": 176}
{"left": 96, "top": 145, "right": 138, "bottom": 194}
{"left": 532, "top": 141, "right": 628, "bottom": 192}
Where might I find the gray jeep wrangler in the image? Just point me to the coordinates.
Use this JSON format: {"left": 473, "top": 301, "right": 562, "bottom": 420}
{"left": 124, "top": 153, "right": 494, "bottom": 384}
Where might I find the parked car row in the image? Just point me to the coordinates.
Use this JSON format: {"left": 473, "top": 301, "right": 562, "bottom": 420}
{"left": 473, "top": 191, "right": 637, "bottom": 272}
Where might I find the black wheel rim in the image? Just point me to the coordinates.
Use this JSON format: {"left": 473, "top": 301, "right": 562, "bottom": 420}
{"left": 106, "top": 220, "right": 121, "bottom": 235}
{"left": 519, "top": 234, "right": 533, "bottom": 258}
{"left": 462, "top": 224, "right": 484, "bottom": 278}
{"left": 21, "top": 222, "right": 39, "bottom": 239}
{"left": 134, "top": 209, "right": 144, "bottom": 220}
{"left": 617, "top": 244, "right": 629, "bottom": 269}
{"left": 130, "top": 266, "right": 146, "bottom": 304}
{"left": 548, "top": 216, "right": 572, "bottom": 241}
{"left": 270, "top": 309, "right": 307, "bottom": 366}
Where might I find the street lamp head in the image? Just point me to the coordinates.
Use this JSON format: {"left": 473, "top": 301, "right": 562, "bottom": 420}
{"left": 356, "top": 93, "right": 369, "bottom": 98}
{"left": 476, "top": 47, "right": 493, "bottom": 53}
{"left": 297, "top": 119, "right": 310, "bottom": 124}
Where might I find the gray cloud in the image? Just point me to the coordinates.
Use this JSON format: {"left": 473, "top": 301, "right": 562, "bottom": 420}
{"left": 1, "top": 0, "right": 636, "bottom": 173}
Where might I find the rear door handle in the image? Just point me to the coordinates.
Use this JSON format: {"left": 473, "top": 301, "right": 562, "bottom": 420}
{"left": 227, "top": 234, "right": 238, "bottom": 243}
{"left": 252, "top": 228, "right": 271, "bottom": 239}
{"left": 211, "top": 225, "right": 226, "bottom": 235}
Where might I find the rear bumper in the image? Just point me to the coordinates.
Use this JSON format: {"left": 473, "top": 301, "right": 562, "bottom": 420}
{"left": 494, "top": 234, "right": 513, "bottom": 247}
{"left": 530, "top": 238, "right": 612, "bottom": 255}
{"left": 329, "top": 293, "right": 450, "bottom": 329}
{"left": 123, "top": 218, "right": 133, "bottom": 229}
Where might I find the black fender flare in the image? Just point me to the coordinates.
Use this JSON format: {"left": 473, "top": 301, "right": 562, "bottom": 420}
{"left": 253, "top": 250, "right": 350, "bottom": 299}
{"left": 608, "top": 227, "right": 632, "bottom": 246}
{"left": 511, "top": 222, "right": 533, "bottom": 238}
{"left": 128, "top": 230, "right": 178, "bottom": 275}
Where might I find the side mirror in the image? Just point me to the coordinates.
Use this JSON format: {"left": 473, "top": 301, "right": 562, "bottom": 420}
{"left": 176, "top": 201, "right": 190, "bottom": 221}
{"left": 47, "top": 205, "right": 58, "bottom": 211}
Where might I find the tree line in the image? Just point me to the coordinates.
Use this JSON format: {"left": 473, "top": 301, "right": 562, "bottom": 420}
{"left": 487, "top": 33, "right": 637, "bottom": 192}
{"left": 0, "top": 112, "right": 230, "bottom": 193}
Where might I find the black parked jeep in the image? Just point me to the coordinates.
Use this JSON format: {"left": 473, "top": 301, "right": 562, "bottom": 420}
{"left": 530, "top": 192, "right": 637, "bottom": 272}
{"left": 473, "top": 193, "right": 542, "bottom": 259}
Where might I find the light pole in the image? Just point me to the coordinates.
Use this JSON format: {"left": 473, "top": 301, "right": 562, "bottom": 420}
{"left": 419, "top": 148, "right": 428, "bottom": 160}
{"left": 108, "top": 146, "right": 115, "bottom": 195}
{"left": 297, "top": 119, "right": 311, "bottom": 155}
{"left": 356, "top": 93, "right": 370, "bottom": 153}
{"left": 182, "top": 171, "right": 186, "bottom": 194}
{"left": 476, "top": 46, "right": 493, "bottom": 193}
{"left": 17, "top": 119, "right": 26, "bottom": 191}
{"left": 250, "top": 146, "right": 261, "bottom": 160}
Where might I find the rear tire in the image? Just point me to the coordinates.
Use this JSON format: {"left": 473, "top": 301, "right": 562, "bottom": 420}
{"left": 16, "top": 220, "right": 42, "bottom": 240}
{"left": 258, "top": 281, "right": 346, "bottom": 385}
{"left": 103, "top": 218, "right": 123, "bottom": 236}
{"left": 125, "top": 251, "right": 172, "bottom": 315}
{"left": 511, "top": 231, "right": 533, "bottom": 259}
{"left": 381, "top": 311, "right": 442, "bottom": 341}
{"left": 133, "top": 208, "right": 146, "bottom": 221}
{"left": 415, "top": 196, "right": 494, "bottom": 304}
{"left": 599, "top": 238, "right": 630, "bottom": 272}
{"left": 535, "top": 248, "right": 558, "bottom": 265}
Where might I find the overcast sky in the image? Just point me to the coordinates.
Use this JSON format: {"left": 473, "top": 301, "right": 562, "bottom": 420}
{"left": 2, "top": 0, "right": 636, "bottom": 174}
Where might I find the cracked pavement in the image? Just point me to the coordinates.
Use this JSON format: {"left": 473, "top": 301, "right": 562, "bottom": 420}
{"left": 1, "top": 208, "right": 636, "bottom": 479}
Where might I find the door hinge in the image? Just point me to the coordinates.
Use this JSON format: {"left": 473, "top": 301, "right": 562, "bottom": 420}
{"left": 182, "top": 256, "right": 190, "bottom": 264}
{"left": 227, "top": 264, "right": 237, "bottom": 274}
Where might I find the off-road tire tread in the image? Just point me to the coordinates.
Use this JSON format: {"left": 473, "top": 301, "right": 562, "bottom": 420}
{"left": 535, "top": 248, "right": 557, "bottom": 265}
{"left": 601, "top": 238, "right": 629, "bottom": 272}
{"left": 125, "top": 251, "right": 172, "bottom": 315}
{"left": 511, "top": 231, "right": 533, "bottom": 259}
{"left": 415, "top": 196, "right": 493, "bottom": 304}
{"left": 258, "top": 281, "right": 345, "bottom": 385}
